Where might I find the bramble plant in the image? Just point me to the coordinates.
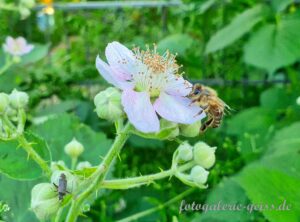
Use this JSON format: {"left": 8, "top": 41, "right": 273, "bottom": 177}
{"left": 0, "top": 41, "right": 219, "bottom": 221}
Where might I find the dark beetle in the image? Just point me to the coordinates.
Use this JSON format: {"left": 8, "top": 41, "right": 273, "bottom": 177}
{"left": 53, "top": 173, "right": 69, "bottom": 201}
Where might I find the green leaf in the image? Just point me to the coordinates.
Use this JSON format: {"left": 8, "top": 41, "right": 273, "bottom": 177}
{"left": 235, "top": 122, "right": 300, "bottom": 222}
{"left": 157, "top": 34, "right": 194, "bottom": 56}
{"left": 226, "top": 107, "right": 276, "bottom": 160}
{"left": 30, "top": 113, "right": 112, "bottom": 166}
{"left": 20, "top": 44, "right": 49, "bottom": 65}
{"left": 244, "top": 19, "right": 300, "bottom": 73}
{"left": 271, "top": 0, "right": 293, "bottom": 12}
{"left": 205, "top": 5, "right": 265, "bottom": 53}
{"left": 0, "top": 176, "right": 38, "bottom": 222}
{"left": 266, "top": 122, "right": 300, "bottom": 157}
{"left": 0, "top": 132, "right": 51, "bottom": 180}
{"left": 192, "top": 178, "right": 259, "bottom": 222}
{"left": 260, "top": 87, "right": 296, "bottom": 109}
{"left": 236, "top": 166, "right": 300, "bottom": 222}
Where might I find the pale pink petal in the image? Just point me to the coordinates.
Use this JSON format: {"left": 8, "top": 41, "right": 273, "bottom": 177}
{"left": 23, "top": 44, "right": 34, "bottom": 54}
{"left": 6, "top": 37, "right": 15, "bottom": 48}
{"left": 105, "top": 41, "right": 135, "bottom": 80}
{"left": 164, "top": 76, "right": 192, "bottom": 96}
{"left": 154, "top": 92, "right": 206, "bottom": 124}
{"left": 16, "top": 37, "right": 27, "bottom": 48}
{"left": 122, "top": 89, "right": 160, "bottom": 133}
{"left": 96, "top": 56, "right": 133, "bottom": 90}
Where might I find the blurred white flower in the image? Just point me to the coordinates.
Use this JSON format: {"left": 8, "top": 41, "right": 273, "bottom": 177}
{"left": 2, "top": 36, "right": 34, "bottom": 57}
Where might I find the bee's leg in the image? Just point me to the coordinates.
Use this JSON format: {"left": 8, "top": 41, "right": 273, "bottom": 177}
{"left": 193, "top": 109, "right": 204, "bottom": 117}
{"left": 200, "top": 118, "right": 213, "bottom": 132}
{"left": 193, "top": 105, "right": 208, "bottom": 117}
{"left": 53, "top": 183, "right": 58, "bottom": 189}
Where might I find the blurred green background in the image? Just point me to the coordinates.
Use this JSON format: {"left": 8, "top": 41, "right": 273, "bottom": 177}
{"left": 0, "top": 0, "right": 300, "bottom": 221}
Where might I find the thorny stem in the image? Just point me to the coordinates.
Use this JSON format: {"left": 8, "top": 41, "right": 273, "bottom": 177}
{"left": 2, "top": 111, "right": 52, "bottom": 177}
{"left": 65, "top": 122, "right": 131, "bottom": 222}
{"left": 100, "top": 161, "right": 195, "bottom": 190}
{"left": 116, "top": 188, "right": 196, "bottom": 222}
{"left": 18, "top": 134, "right": 52, "bottom": 177}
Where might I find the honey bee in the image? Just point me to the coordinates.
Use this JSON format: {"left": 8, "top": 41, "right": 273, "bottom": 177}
{"left": 188, "top": 83, "right": 229, "bottom": 132}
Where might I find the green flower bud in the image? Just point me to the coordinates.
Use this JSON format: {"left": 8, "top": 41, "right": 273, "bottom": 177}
{"left": 9, "top": 89, "right": 29, "bottom": 109}
{"left": 131, "top": 119, "right": 179, "bottom": 140}
{"left": 193, "top": 142, "right": 217, "bottom": 169}
{"left": 30, "top": 183, "right": 59, "bottom": 220}
{"left": 64, "top": 138, "right": 84, "bottom": 159}
{"left": 6, "top": 106, "right": 18, "bottom": 118}
{"left": 94, "top": 87, "right": 123, "bottom": 122}
{"left": 0, "top": 93, "right": 9, "bottom": 114}
{"left": 76, "top": 161, "right": 92, "bottom": 170}
{"left": 190, "top": 166, "right": 209, "bottom": 184}
{"left": 179, "top": 120, "right": 201, "bottom": 137}
{"left": 51, "top": 160, "right": 67, "bottom": 171}
{"left": 159, "top": 119, "right": 179, "bottom": 139}
{"left": 296, "top": 96, "right": 300, "bottom": 106}
{"left": 51, "top": 170, "right": 78, "bottom": 192}
{"left": 177, "top": 142, "right": 193, "bottom": 162}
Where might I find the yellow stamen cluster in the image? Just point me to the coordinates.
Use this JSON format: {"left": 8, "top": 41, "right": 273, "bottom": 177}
{"left": 133, "top": 45, "right": 180, "bottom": 74}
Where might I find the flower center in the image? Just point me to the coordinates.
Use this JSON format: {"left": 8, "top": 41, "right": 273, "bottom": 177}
{"left": 132, "top": 46, "right": 181, "bottom": 98}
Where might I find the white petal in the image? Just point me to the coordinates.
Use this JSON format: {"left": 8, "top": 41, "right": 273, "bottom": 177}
{"left": 164, "top": 76, "right": 192, "bottom": 96}
{"left": 154, "top": 92, "right": 206, "bottom": 124}
{"left": 105, "top": 42, "right": 135, "bottom": 79}
{"left": 122, "top": 89, "right": 160, "bottom": 133}
{"left": 96, "top": 56, "right": 133, "bottom": 90}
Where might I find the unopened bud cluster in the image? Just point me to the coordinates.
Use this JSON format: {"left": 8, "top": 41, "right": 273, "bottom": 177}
{"left": 175, "top": 141, "right": 217, "bottom": 187}
{"left": 0, "top": 89, "right": 29, "bottom": 140}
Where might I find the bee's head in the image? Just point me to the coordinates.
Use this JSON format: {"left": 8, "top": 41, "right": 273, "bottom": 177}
{"left": 189, "top": 84, "right": 203, "bottom": 99}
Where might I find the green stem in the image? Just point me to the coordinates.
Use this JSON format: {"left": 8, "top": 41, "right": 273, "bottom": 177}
{"left": 54, "top": 208, "right": 63, "bottom": 222}
{"left": 65, "top": 122, "right": 131, "bottom": 222}
{"left": 0, "top": 57, "right": 14, "bottom": 75}
{"left": 18, "top": 134, "right": 52, "bottom": 177}
{"left": 101, "top": 161, "right": 195, "bottom": 190}
{"left": 71, "top": 157, "right": 77, "bottom": 170}
{"left": 117, "top": 188, "right": 195, "bottom": 222}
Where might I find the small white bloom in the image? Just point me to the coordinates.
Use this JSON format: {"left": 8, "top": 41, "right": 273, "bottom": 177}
{"left": 193, "top": 142, "right": 216, "bottom": 169}
{"left": 3, "top": 36, "right": 34, "bottom": 57}
{"left": 64, "top": 138, "right": 84, "bottom": 159}
{"left": 190, "top": 166, "right": 209, "bottom": 184}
